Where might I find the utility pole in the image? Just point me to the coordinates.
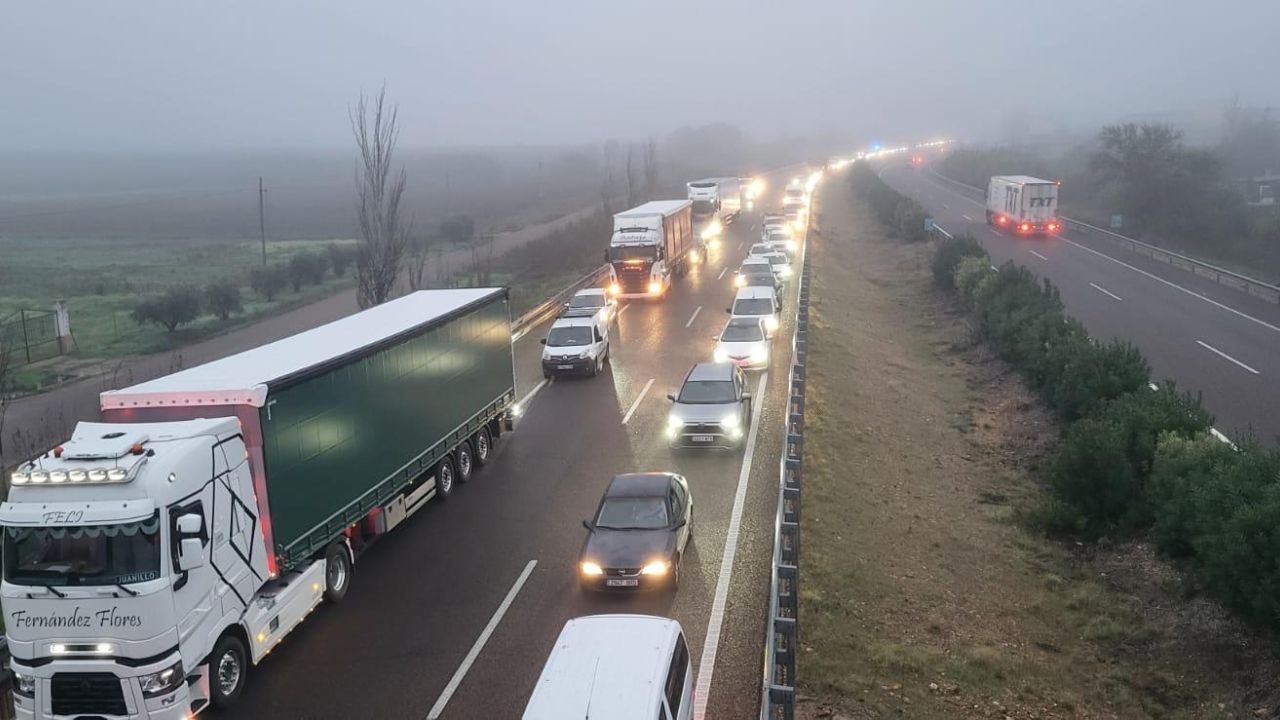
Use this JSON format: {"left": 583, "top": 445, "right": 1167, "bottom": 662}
{"left": 258, "top": 177, "right": 267, "bottom": 266}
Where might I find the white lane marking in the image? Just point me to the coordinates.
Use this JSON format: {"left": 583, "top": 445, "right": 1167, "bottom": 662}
{"left": 961, "top": 214, "right": 974, "bottom": 222}
{"left": 685, "top": 305, "right": 702, "bottom": 328}
{"left": 694, "top": 371, "right": 768, "bottom": 720}
{"left": 517, "top": 379, "right": 549, "bottom": 411}
{"left": 1089, "top": 282, "right": 1123, "bottom": 301}
{"left": 617, "top": 303, "right": 631, "bottom": 317}
{"left": 426, "top": 560, "right": 537, "bottom": 719}
{"left": 737, "top": 241, "right": 744, "bottom": 252}
{"left": 1062, "top": 238, "right": 1280, "bottom": 336}
{"left": 1211, "top": 427, "right": 1239, "bottom": 449}
{"left": 1195, "top": 339, "right": 1260, "bottom": 375}
{"left": 621, "top": 378, "right": 655, "bottom": 425}
{"left": 1028, "top": 249, "right": 1049, "bottom": 261}
{"left": 717, "top": 267, "right": 728, "bottom": 281}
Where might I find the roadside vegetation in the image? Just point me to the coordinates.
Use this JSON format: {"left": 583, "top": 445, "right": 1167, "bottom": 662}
{"left": 796, "top": 167, "right": 1280, "bottom": 718}
{"left": 936, "top": 118, "right": 1280, "bottom": 280}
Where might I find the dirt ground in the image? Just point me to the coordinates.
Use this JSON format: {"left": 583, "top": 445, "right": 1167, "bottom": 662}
{"left": 795, "top": 180, "right": 1280, "bottom": 719}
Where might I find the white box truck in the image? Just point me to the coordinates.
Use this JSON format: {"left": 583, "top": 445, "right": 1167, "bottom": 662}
{"left": 985, "top": 175, "right": 1061, "bottom": 236}
{"left": 686, "top": 178, "right": 743, "bottom": 222}
{"left": 0, "top": 289, "right": 516, "bottom": 719}
{"left": 607, "top": 201, "right": 695, "bottom": 299}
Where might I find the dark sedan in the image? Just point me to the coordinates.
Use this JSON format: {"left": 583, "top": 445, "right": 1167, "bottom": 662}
{"left": 578, "top": 473, "right": 693, "bottom": 592}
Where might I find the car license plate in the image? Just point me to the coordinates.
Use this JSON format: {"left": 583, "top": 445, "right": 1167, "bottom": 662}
{"left": 692, "top": 435, "right": 715, "bottom": 443}
{"left": 606, "top": 578, "right": 638, "bottom": 587}
{"left": 557, "top": 364, "right": 573, "bottom": 370}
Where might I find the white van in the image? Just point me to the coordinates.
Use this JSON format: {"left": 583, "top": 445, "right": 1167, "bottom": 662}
{"left": 523, "top": 615, "right": 693, "bottom": 720}
{"left": 728, "top": 286, "right": 779, "bottom": 337}
{"left": 542, "top": 315, "right": 610, "bottom": 378}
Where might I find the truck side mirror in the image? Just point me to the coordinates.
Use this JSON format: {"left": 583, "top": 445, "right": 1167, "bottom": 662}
{"left": 177, "top": 538, "right": 205, "bottom": 571}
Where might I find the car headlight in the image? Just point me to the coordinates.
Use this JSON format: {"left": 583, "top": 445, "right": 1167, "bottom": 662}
{"left": 733, "top": 274, "right": 745, "bottom": 287}
{"left": 713, "top": 347, "right": 729, "bottom": 363}
{"left": 765, "top": 316, "right": 779, "bottom": 331}
{"left": 721, "top": 413, "right": 741, "bottom": 430}
{"left": 640, "top": 560, "right": 670, "bottom": 576}
{"left": 667, "top": 414, "right": 683, "bottom": 429}
{"left": 140, "top": 660, "right": 185, "bottom": 698}
{"left": 609, "top": 283, "right": 621, "bottom": 295}
{"left": 779, "top": 265, "right": 793, "bottom": 277}
{"left": 750, "top": 347, "right": 768, "bottom": 362}
{"left": 12, "top": 670, "right": 35, "bottom": 698}
{"left": 786, "top": 240, "right": 797, "bottom": 251}
{"left": 580, "top": 561, "right": 604, "bottom": 576}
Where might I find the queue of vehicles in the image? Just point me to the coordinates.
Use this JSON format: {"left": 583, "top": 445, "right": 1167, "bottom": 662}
{"left": 0, "top": 168, "right": 808, "bottom": 720}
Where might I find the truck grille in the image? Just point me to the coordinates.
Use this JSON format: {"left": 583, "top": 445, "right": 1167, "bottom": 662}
{"left": 51, "top": 672, "right": 127, "bottom": 716}
{"left": 617, "top": 273, "right": 649, "bottom": 293}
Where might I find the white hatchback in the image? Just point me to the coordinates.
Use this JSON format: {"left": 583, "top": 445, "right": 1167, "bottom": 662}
{"left": 714, "top": 316, "right": 770, "bottom": 369}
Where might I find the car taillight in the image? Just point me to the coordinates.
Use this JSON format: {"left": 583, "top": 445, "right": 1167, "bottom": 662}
{"left": 1019, "top": 223, "right": 1030, "bottom": 233}
{"left": 1047, "top": 222, "right": 1059, "bottom": 232}
{"left": 996, "top": 215, "right": 1008, "bottom": 225}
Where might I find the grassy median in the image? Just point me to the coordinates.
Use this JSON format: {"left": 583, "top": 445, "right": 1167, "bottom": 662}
{"left": 796, "top": 183, "right": 1276, "bottom": 718}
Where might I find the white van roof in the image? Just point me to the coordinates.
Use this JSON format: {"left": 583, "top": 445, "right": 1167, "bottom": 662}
{"left": 734, "top": 286, "right": 775, "bottom": 301}
{"left": 523, "top": 615, "right": 682, "bottom": 720}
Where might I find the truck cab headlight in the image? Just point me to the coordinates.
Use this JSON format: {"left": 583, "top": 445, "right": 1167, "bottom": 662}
{"left": 140, "top": 660, "right": 185, "bottom": 698}
{"left": 765, "top": 316, "right": 779, "bottom": 332}
{"left": 12, "top": 670, "right": 35, "bottom": 698}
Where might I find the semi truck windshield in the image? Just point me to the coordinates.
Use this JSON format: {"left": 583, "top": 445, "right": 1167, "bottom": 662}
{"left": 3, "top": 514, "right": 162, "bottom": 586}
{"left": 608, "top": 246, "right": 657, "bottom": 262}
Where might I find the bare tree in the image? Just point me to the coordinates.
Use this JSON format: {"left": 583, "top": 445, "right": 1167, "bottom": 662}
{"left": 405, "top": 235, "right": 435, "bottom": 292}
{"left": 642, "top": 136, "right": 659, "bottom": 201}
{"left": 600, "top": 140, "right": 620, "bottom": 215}
{"left": 625, "top": 145, "right": 638, "bottom": 208}
{"left": 351, "top": 86, "right": 411, "bottom": 308}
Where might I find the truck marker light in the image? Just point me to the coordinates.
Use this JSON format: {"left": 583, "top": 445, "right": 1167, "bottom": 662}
{"left": 28, "top": 471, "right": 49, "bottom": 484}
{"left": 257, "top": 632, "right": 267, "bottom": 644}
{"left": 49, "top": 471, "right": 68, "bottom": 484}
{"left": 10, "top": 472, "right": 29, "bottom": 485}
{"left": 69, "top": 470, "right": 87, "bottom": 483}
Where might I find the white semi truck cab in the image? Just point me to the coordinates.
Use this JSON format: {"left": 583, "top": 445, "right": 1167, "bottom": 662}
{"left": 2, "top": 418, "right": 289, "bottom": 719}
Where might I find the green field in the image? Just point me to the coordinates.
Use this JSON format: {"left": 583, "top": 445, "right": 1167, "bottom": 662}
{"left": 1, "top": 236, "right": 358, "bottom": 389}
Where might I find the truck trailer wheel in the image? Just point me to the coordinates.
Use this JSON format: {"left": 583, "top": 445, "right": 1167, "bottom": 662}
{"left": 455, "top": 440, "right": 474, "bottom": 483}
{"left": 473, "top": 428, "right": 493, "bottom": 467}
{"left": 435, "top": 456, "right": 456, "bottom": 500}
{"left": 209, "top": 634, "right": 249, "bottom": 709}
{"left": 323, "top": 543, "right": 352, "bottom": 604}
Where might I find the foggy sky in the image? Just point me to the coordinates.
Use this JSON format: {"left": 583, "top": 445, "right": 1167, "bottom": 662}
{"left": 3, "top": 1, "right": 1279, "bottom": 152}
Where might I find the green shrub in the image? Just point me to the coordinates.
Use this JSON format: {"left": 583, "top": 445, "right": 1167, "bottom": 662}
{"left": 204, "top": 279, "right": 243, "bottom": 321}
{"left": 1046, "top": 339, "right": 1150, "bottom": 421}
{"left": 131, "top": 286, "right": 202, "bottom": 332}
{"left": 250, "top": 265, "right": 288, "bottom": 301}
{"left": 287, "top": 251, "right": 329, "bottom": 291}
{"left": 893, "top": 199, "right": 928, "bottom": 242}
{"left": 1147, "top": 432, "right": 1240, "bottom": 557}
{"left": 932, "top": 234, "right": 987, "bottom": 287}
{"left": 953, "top": 256, "right": 996, "bottom": 307}
{"left": 1050, "top": 383, "right": 1213, "bottom": 536}
{"left": 1049, "top": 415, "right": 1140, "bottom": 538}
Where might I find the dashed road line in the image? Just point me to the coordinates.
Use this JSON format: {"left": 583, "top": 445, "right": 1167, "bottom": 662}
{"left": 1195, "top": 340, "right": 1260, "bottom": 375}
{"left": 685, "top": 305, "right": 702, "bottom": 328}
{"left": 1028, "top": 249, "right": 1049, "bottom": 261}
{"left": 621, "top": 378, "right": 655, "bottom": 424}
{"left": 1089, "top": 282, "right": 1123, "bottom": 301}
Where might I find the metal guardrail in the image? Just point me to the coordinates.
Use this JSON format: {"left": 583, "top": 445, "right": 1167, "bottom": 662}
{"left": 926, "top": 168, "right": 1280, "bottom": 305}
{"left": 760, "top": 225, "right": 812, "bottom": 720}
{"left": 509, "top": 264, "right": 612, "bottom": 338}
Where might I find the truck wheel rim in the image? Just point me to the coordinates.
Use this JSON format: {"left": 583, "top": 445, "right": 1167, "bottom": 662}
{"left": 440, "top": 464, "right": 453, "bottom": 493}
{"left": 218, "top": 650, "right": 242, "bottom": 695}
{"left": 459, "top": 450, "right": 472, "bottom": 477}
{"left": 328, "top": 555, "right": 347, "bottom": 592}
{"left": 477, "top": 433, "right": 489, "bottom": 460}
